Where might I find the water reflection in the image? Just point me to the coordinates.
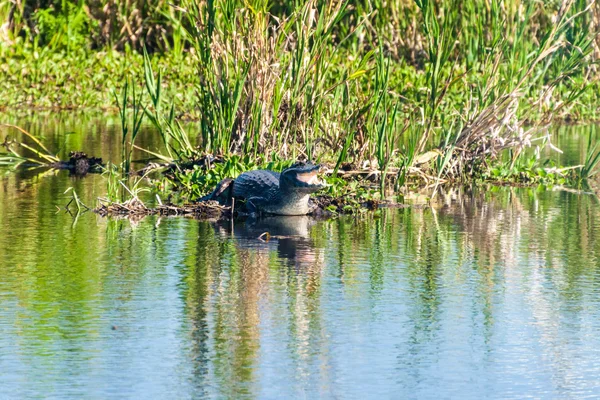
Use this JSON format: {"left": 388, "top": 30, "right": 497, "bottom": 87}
{"left": 213, "top": 216, "right": 323, "bottom": 268}
{"left": 2, "top": 180, "right": 600, "bottom": 398}
{"left": 182, "top": 216, "right": 327, "bottom": 398}
{"left": 176, "top": 189, "right": 600, "bottom": 398}
{"left": 3, "top": 112, "right": 600, "bottom": 398}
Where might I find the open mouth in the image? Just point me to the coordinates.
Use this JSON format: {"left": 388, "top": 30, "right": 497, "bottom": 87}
{"left": 285, "top": 163, "right": 327, "bottom": 190}
{"left": 295, "top": 170, "right": 324, "bottom": 187}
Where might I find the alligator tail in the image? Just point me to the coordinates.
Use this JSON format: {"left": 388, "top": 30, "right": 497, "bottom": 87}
{"left": 199, "top": 178, "right": 234, "bottom": 203}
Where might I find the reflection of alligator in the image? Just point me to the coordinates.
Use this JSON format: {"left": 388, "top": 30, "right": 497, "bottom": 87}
{"left": 213, "top": 216, "right": 322, "bottom": 267}
{"left": 201, "top": 163, "right": 326, "bottom": 215}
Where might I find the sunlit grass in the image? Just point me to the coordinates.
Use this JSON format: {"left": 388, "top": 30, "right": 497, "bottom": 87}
{"left": 2, "top": 0, "right": 599, "bottom": 202}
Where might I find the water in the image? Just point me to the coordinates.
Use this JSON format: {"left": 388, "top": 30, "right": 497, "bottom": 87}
{"left": 1, "top": 112, "right": 600, "bottom": 399}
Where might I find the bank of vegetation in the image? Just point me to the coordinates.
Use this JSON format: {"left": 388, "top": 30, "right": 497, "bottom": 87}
{"left": 2, "top": 0, "right": 600, "bottom": 212}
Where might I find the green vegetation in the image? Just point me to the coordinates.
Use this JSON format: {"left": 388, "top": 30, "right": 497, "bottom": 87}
{"left": 0, "top": 123, "right": 60, "bottom": 166}
{"left": 0, "top": 47, "right": 199, "bottom": 112}
{"left": 2, "top": 0, "right": 600, "bottom": 207}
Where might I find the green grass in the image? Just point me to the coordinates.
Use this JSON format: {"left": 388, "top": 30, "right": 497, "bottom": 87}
{"left": 0, "top": 123, "right": 61, "bottom": 166}
{"left": 2, "top": 0, "right": 600, "bottom": 202}
{"left": 0, "top": 45, "right": 199, "bottom": 114}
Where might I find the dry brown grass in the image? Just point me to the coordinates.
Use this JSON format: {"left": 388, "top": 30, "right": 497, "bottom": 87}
{"left": 95, "top": 197, "right": 231, "bottom": 219}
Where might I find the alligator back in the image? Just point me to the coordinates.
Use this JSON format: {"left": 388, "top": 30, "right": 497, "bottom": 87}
{"left": 232, "top": 170, "right": 280, "bottom": 199}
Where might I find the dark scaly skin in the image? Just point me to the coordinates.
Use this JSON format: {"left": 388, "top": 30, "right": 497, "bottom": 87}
{"left": 202, "top": 163, "right": 325, "bottom": 216}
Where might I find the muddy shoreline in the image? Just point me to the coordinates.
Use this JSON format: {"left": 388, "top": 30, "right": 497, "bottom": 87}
{"left": 93, "top": 194, "right": 390, "bottom": 221}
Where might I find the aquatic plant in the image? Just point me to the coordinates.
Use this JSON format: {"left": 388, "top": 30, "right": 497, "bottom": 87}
{"left": 133, "top": 0, "right": 592, "bottom": 180}
{"left": 0, "top": 124, "right": 60, "bottom": 166}
{"left": 142, "top": 48, "right": 196, "bottom": 162}
{"left": 580, "top": 128, "right": 600, "bottom": 180}
{"left": 98, "top": 162, "right": 152, "bottom": 207}
{"left": 114, "top": 79, "right": 145, "bottom": 174}
{"left": 1, "top": 0, "right": 184, "bottom": 51}
{"left": 432, "top": 0, "right": 594, "bottom": 182}
{"left": 64, "top": 187, "right": 90, "bottom": 214}
{"left": 1, "top": 0, "right": 599, "bottom": 204}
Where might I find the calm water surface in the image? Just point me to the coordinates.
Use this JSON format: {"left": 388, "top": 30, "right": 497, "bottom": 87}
{"left": 1, "top": 112, "right": 600, "bottom": 399}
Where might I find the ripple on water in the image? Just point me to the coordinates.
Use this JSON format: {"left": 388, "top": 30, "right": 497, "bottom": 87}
{"left": 2, "top": 116, "right": 600, "bottom": 398}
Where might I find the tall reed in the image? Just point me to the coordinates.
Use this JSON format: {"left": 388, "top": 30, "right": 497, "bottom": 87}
{"left": 117, "top": 0, "right": 596, "bottom": 193}
{"left": 114, "top": 80, "right": 144, "bottom": 174}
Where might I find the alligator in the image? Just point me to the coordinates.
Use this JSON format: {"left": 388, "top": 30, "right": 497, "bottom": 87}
{"left": 201, "top": 162, "right": 326, "bottom": 215}
{"left": 53, "top": 151, "right": 103, "bottom": 175}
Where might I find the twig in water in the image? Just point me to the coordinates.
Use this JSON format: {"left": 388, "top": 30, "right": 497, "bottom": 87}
{"left": 258, "top": 232, "right": 271, "bottom": 242}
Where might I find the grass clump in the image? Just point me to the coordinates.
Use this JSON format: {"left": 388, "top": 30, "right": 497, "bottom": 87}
{"left": 123, "top": 0, "right": 598, "bottom": 201}
{"left": 2, "top": 0, "right": 600, "bottom": 206}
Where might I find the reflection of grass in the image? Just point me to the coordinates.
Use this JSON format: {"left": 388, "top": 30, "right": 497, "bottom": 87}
{"left": 0, "top": 124, "right": 60, "bottom": 166}
{"left": 3, "top": 174, "right": 600, "bottom": 390}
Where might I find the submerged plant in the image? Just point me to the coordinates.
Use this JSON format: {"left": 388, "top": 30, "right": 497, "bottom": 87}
{"left": 64, "top": 187, "right": 90, "bottom": 214}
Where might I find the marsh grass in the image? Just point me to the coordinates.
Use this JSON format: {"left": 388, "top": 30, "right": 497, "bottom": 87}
{"left": 581, "top": 127, "right": 600, "bottom": 180}
{"left": 142, "top": 48, "right": 196, "bottom": 161}
{"left": 114, "top": 80, "right": 145, "bottom": 174}
{"left": 103, "top": 0, "right": 597, "bottom": 202}
{"left": 0, "top": 123, "right": 60, "bottom": 166}
{"left": 423, "top": 0, "right": 595, "bottom": 184}
{"left": 99, "top": 161, "right": 152, "bottom": 207}
{"left": 2, "top": 0, "right": 599, "bottom": 201}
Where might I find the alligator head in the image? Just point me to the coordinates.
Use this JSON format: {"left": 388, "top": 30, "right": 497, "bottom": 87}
{"left": 280, "top": 162, "right": 326, "bottom": 193}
